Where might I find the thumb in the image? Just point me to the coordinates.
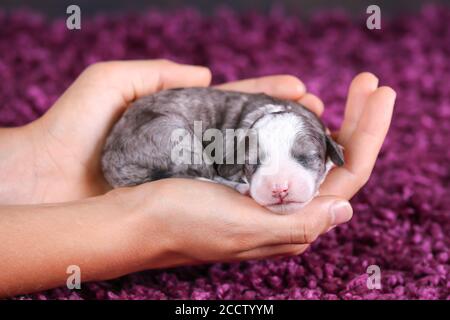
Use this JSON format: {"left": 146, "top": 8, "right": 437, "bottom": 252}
{"left": 38, "top": 60, "right": 212, "bottom": 158}
{"left": 64, "top": 59, "right": 212, "bottom": 112}
{"left": 264, "top": 196, "right": 353, "bottom": 246}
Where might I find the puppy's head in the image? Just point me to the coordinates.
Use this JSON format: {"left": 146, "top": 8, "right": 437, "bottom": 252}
{"left": 217, "top": 104, "right": 344, "bottom": 213}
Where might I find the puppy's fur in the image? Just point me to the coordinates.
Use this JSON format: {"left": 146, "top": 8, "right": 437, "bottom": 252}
{"left": 102, "top": 88, "right": 343, "bottom": 213}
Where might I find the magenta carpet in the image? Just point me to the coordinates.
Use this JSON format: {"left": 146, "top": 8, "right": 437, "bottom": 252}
{"left": 1, "top": 5, "right": 449, "bottom": 299}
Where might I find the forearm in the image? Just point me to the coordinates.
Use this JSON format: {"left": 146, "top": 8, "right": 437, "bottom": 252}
{"left": 0, "top": 193, "right": 155, "bottom": 298}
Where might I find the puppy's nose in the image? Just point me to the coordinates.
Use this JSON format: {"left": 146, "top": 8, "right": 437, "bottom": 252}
{"left": 271, "top": 183, "right": 289, "bottom": 199}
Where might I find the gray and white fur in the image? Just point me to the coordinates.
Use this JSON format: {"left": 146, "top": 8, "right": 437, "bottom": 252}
{"left": 101, "top": 88, "right": 344, "bottom": 213}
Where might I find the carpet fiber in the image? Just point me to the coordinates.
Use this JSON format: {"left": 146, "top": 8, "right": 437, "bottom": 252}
{"left": 1, "top": 5, "right": 449, "bottom": 299}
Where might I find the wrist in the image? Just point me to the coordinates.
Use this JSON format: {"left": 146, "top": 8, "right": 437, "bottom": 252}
{"left": 0, "top": 125, "right": 37, "bottom": 204}
{"left": 100, "top": 184, "right": 191, "bottom": 273}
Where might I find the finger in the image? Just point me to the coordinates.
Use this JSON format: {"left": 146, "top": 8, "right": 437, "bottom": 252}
{"left": 76, "top": 59, "right": 212, "bottom": 108}
{"left": 42, "top": 60, "right": 212, "bottom": 148}
{"left": 215, "top": 75, "right": 306, "bottom": 100}
{"left": 297, "top": 93, "right": 324, "bottom": 117}
{"left": 236, "top": 244, "right": 309, "bottom": 261}
{"left": 338, "top": 72, "right": 379, "bottom": 146}
{"left": 320, "top": 86, "right": 396, "bottom": 198}
{"left": 256, "top": 196, "right": 352, "bottom": 246}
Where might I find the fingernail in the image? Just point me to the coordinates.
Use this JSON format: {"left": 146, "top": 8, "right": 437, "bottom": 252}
{"left": 330, "top": 201, "right": 353, "bottom": 226}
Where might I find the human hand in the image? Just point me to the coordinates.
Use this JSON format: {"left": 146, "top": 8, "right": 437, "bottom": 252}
{"left": 2, "top": 60, "right": 395, "bottom": 260}
{"left": 0, "top": 177, "right": 348, "bottom": 298}
{"left": 319, "top": 73, "right": 396, "bottom": 199}
{"left": 0, "top": 61, "right": 395, "bottom": 296}
{"left": 8, "top": 59, "right": 321, "bottom": 204}
{"left": 106, "top": 178, "right": 352, "bottom": 266}
{"left": 126, "top": 73, "right": 395, "bottom": 263}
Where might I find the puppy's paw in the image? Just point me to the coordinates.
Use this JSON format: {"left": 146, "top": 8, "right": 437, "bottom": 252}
{"left": 235, "top": 183, "right": 250, "bottom": 196}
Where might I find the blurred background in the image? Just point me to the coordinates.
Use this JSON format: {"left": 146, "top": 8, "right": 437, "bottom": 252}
{"left": 2, "top": 0, "right": 450, "bottom": 17}
{"left": 2, "top": 0, "right": 449, "bottom": 300}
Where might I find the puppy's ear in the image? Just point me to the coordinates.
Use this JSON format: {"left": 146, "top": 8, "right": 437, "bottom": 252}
{"left": 326, "top": 135, "right": 344, "bottom": 166}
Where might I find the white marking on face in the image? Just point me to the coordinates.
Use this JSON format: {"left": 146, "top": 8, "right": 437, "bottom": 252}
{"left": 249, "top": 110, "right": 324, "bottom": 214}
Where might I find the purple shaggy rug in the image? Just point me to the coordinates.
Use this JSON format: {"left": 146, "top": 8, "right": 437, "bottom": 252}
{"left": 1, "top": 5, "right": 449, "bottom": 300}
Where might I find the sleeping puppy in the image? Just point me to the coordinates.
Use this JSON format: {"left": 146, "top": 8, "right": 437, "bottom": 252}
{"left": 101, "top": 88, "right": 344, "bottom": 213}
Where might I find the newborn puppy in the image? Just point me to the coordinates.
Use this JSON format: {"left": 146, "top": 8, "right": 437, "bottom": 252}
{"left": 102, "top": 88, "right": 344, "bottom": 213}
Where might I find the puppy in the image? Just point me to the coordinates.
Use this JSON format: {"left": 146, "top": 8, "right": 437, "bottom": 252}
{"left": 101, "top": 88, "right": 344, "bottom": 213}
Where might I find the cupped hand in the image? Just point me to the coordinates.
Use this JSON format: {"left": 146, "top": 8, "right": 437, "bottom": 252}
{"left": 21, "top": 59, "right": 322, "bottom": 204}
{"left": 10, "top": 59, "right": 395, "bottom": 263}
{"left": 120, "top": 73, "right": 396, "bottom": 262}
{"left": 0, "top": 60, "right": 397, "bottom": 296}
{"left": 109, "top": 178, "right": 352, "bottom": 266}
{"left": 103, "top": 69, "right": 396, "bottom": 264}
{"left": 319, "top": 73, "right": 396, "bottom": 199}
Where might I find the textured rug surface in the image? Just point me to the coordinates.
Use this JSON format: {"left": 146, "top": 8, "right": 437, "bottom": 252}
{"left": 1, "top": 5, "right": 449, "bottom": 300}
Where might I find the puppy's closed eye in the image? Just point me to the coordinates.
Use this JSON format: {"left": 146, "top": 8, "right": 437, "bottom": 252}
{"left": 293, "top": 153, "right": 321, "bottom": 168}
